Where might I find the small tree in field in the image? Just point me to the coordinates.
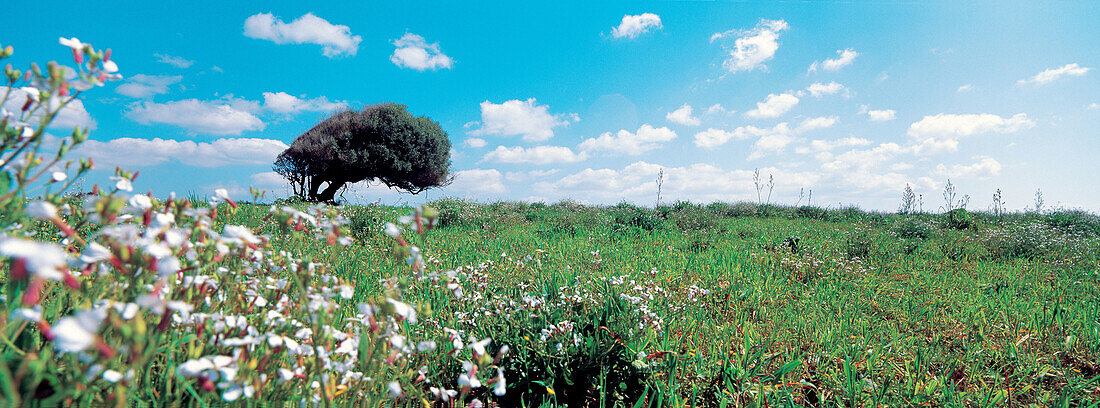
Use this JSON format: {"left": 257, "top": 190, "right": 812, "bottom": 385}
{"left": 275, "top": 103, "right": 452, "bottom": 202}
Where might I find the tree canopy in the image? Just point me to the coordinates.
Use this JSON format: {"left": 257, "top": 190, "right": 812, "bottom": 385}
{"left": 274, "top": 103, "right": 452, "bottom": 203}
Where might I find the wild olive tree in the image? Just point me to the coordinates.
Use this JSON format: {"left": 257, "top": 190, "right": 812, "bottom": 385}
{"left": 274, "top": 103, "right": 452, "bottom": 203}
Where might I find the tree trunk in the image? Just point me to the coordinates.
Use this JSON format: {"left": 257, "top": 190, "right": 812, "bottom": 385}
{"left": 308, "top": 177, "right": 325, "bottom": 201}
{"left": 315, "top": 179, "right": 346, "bottom": 203}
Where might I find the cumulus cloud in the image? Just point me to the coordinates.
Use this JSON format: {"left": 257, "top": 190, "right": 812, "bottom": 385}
{"left": 250, "top": 171, "right": 287, "bottom": 188}
{"left": 115, "top": 74, "right": 182, "bottom": 99}
{"left": 795, "top": 116, "right": 838, "bottom": 133}
{"left": 389, "top": 33, "right": 453, "bottom": 71}
{"left": 808, "top": 48, "right": 858, "bottom": 73}
{"left": 504, "top": 169, "right": 559, "bottom": 182}
{"left": 867, "top": 109, "right": 896, "bottom": 122}
{"left": 155, "top": 53, "right": 194, "bottom": 68}
{"left": 934, "top": 156, "right": 1003, "bottom": 179}
{"left": 2, "top": 87, "right": 96, "bottom": 129}
{"left": 796, "top": 137, "right": 872, "bottom": 154}
{"left": 1017, "top": 63, "right": 1091, "bottom": 85}
{"left": 907, "top": 113, "right": 1035, "bottom": 155}
{"left": 262, "top": 92, "right": 346, "bottom": 114}
{"left": 243, "top": 13, "right": 361, "bottom": 57}
{"left": 805, "top": 81, "right": 846, "bottom": 98}
{"left": 579, "top": 124, "right": 677, "bottom": 155}
{"left": 745, "top": 92, "right": 799, "bottom": 119}
{"left": 465, "top": 138, "right": 487, "bottom": 148}
{"left": 482, "top": 145, "right": 587, "bottom": 164}
{"left": 706, "top": 104, "right": 726, "bottom": 115}
{"left": 694, "top": 123, "right": 793, "bottom": 154}
{"left": 611, "top": 13, "right": 662, "bottom": 39}
{"left": 126, "top": 99, "right": 265, "bottom": 135}
{"left": 817, "top": 142, "right": 915, "bottom": 192}
{"left": 76, "top": 137, "right": 287, "bottom": 167}
{"left": 468, "top": 98, "right": 577, "bottom": 142}
{"left": 957, "top": 84, "right": 974, "bottom": 93}
{"left": 448, "top": 169, "right": 506, "bottom": 195}
{"left": 712, "top": 19, "right": 788, "bottom": 73}
{"left": 534, "top": 161, "right": 820, "bottom": 204}
{"left": 665, "top": 104, "right": 700, "bottom": 126}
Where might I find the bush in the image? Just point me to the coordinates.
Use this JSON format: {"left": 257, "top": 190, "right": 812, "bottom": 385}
{"left": 894, "top": 218, "right": 933, "bottom": 240}
{"left": 795, "top": 206, "right": 828, "bottom": 220}
{"left": 1045, "top": 210, "right": 1100, "bottom": 236}
{"left": 944, "top": 208, "right": 973, "bottom": 230}
{"left": 668, "top": 203, "right": 723, "bottom": 232}
{"left": 610, "top": 204, "right": 662, "bottom": 231}
{"left": 845, "top": 230, "right": 875, "bottom": 259}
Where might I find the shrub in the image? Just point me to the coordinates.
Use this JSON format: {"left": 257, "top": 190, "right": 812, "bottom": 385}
{"left": 894, "top": 218, "right": 933, "bottom": 240}
{"left": 1045, "top": 210, "right": 1100, "bottom": 236}
{"left": 668, "top": 204, "right": 723, "bottom": 232}
{"left": 711, "top": 202, "right": 761, "bottom": 218}
{"left": 845, "top": 230, "right": 875, "bottom": 259}
{"left": 944, "top": 208, "right": 973, "bottom": 230}
{"left": 610, "top": 204, "right": 662, "bottom": 231}
{"left": 795, "top": 206, "right": 828, "bottom": 220}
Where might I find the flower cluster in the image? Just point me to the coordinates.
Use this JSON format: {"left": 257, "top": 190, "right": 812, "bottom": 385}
{"left": 0, "top": 40, "right": 507, "bottom": 406}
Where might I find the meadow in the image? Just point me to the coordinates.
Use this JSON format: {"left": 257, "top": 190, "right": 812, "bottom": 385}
{"left": 225, "top": 198, "right": 1098, "bottom": 406}
{"left": 3, "top": 37, "right": 1100, "bottom": 407}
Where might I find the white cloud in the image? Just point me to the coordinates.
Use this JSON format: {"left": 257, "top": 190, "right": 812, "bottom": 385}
{"left": 748, "top": 123, "right": 795, "bottom": 159}
{"left": 76, "top": 137, "right": 287, "bottom": 167}
{"left": 665, "top": 104, "right": 700, "bottom": 126}
{"left": 867, "top": 109, "right": 896, "bottom": 122}
{"left": 706, "top": 104, "right": 726, "bottom": 115}
{"left": 694, "top": 122, "right": 793, "bottom": 159}
{"left": 745, "top": 92, "right": 799, "bottom": 119}
{"left": 795, "top": 116, "right": 838, "bottom": 133}
{"left": 482, "top": 145, "right": 587, "bottom": 164}
{"left": 448, "top": 169, "right": 506, "bottom": 195}
{"left": 818, "top": 142, "right": 914, "bottom": 192}
{"left": 504, "top": 169, "right": 559, "bottom": 182}
{"left": 579, "top": 124, "right": 677, "bottom": 155}
{"left": 934, "top": 156, "right": 1003, "bottom": 180}
{"left": 805, "top": 81, "right": 846, "bottom": 98}
{"left": 1017, "top": 63, "right": 1091, "bottom": 85}
{"left": 907, "top": 113, "right": 1035, "bottom": 155}
{"left": 957, "top": 84, "right": 973, "bottom": 93}
{"left": 126, "top": 99, "right": 265, "bottom": 135}
{"left": 250, "top": 171, "right": 287, "bottom": 188}
{"left": 465, "top": 138, "right": 487, "bottom": 148}
{"left": 262, "top": 92, "right": 346, "bottom": 114}
{"left": 796, "top": 137, "right": 872, "bottom": 154}
{"left": 243, "top": 13, "right": 361, "bottom": 57}
{"left": 154, "top": 53, "right": 194, "bottom": 68}
{"left": 115, "top": 74, "right": 182, "bottom": 99}
{"left": 711, "top": 19, "right": 788, "bottom": 73}
{"left": 468, "top": 98, "right": 577, "bottom": 142}
{"left": 2, "top": 87, "right": 95, "bottom": 129}
{"left": 534, "top": 161, "right": 820, "bottom": 204}
{"left": 1088, "top": 103, "right": 1100, "bottom": 110}
{"left": 808, "top": 48, "right": 859, "bottom": 73}
{"left": 389, "top": 33, "right": 453, "bottom": 71}
{"left": 611, "top": 13, "right": 662, "bottom": 39}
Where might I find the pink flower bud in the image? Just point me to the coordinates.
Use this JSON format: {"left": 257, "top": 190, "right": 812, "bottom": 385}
{"left": 22, "top": 279, "right": 43, "bottom": 305}
{"left": 10, "top": 258, "right": 27, "bottom": 281}
{"left": 63, "top": 271, "right": 80, "bottom": 289}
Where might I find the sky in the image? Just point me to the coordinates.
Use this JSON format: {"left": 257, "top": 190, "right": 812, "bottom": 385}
{"left": 4, "top": 1, "right": 1099, "bottom": 211}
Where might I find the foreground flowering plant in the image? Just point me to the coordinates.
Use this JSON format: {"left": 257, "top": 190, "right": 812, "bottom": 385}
{"left": 0, "top": 40, "right": 507, "bottom": 406}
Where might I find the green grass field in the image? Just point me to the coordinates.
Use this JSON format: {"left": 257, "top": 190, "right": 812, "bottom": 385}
{"left": 4, "top": 197, "right": 1100, "bottom": 407}
{"left": 226, "top": 200, "right": 1099, "bottom": 406}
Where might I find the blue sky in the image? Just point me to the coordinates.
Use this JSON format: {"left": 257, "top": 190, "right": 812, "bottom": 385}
{"left": 5, "top": 1, "right": 1098, "bottom": 210}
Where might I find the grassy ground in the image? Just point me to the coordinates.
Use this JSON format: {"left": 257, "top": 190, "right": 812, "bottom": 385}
{"left": 216, "top": 199, "right": 1100, "bottom": 407}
